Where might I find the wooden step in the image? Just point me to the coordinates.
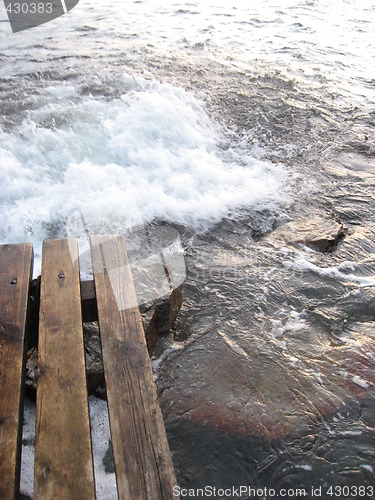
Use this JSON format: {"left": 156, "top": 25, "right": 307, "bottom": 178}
{"left": 34, "top": 238, "right": 95, "bottom": 499}
{"left": 0, "top": 243, "right": 33, "bottom": 500}
{"left": 91, "top": 234, "right": 178, "bottom": 500}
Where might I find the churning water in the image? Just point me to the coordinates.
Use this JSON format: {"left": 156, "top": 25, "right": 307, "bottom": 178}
{"left": 1, "top": 0, "right": 375, "bottom": 498}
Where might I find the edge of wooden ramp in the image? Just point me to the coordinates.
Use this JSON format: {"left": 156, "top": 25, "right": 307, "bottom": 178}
{"left": 91, "top": 234, "right": 179, "bottom": 500}
{"left": 0, "top": 243, "right": 33, "bottom": 500}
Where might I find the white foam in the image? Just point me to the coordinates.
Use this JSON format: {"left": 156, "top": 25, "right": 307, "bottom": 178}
{"left": 352, "top": 375, "right": 369, "bottom": 388}
{"left": 295, "top": 464, "right": 312, "bottom": 471}
{"left": 271, "top": 309, "right": 307, "bottom": 344}
{"left": 45, "top": 85, "right": 78, "bottom": 99}
{"left": 283, "top": 255, "right": 375, "bottom": 287}
{"left": 0, "top": 79, "right": 290, "bottom": 275}
{"left": 339, "top": 430, "right": 363, "bottom": 436}
{"left": 151, "top": 343, "right": 185, "bottom": 382}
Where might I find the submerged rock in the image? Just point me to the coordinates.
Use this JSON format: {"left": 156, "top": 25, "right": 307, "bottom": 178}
{"left": 273, "top": 216, "right": 346, "bottom": 252}
{"left": 25, "top": 287, "right": 183, "bottom": 399}
{"left": 141, "top": 288, "right": 183, "bottom": 355}
{"left": 159, "top": 318, "right": 375, "bottom": 441}
{"left": 154, "top": 220, "right": 375, "bottom": 488}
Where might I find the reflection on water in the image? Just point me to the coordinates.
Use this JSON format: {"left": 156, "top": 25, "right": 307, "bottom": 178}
{"left": 1, "top": 0, "right": 374, "bottom": 495}
{"left": 157, "top": 153, "right": 375, "bottom": 492}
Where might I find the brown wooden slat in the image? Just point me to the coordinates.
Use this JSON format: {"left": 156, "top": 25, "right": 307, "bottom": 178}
{"left": 90, "top": 234, "right": 178, "bottom": 500}
{"left": 0, "top": 243, "right": 33, "bottom": 500}
{"left": 34, "top": 238, "right": 95, "bottom": 499}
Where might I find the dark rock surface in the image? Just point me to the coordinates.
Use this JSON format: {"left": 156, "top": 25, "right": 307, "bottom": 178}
{"left": 25, "top": 286, "right": 183, "bottom": 399}
{"left": 25, "top": 346, "right": 38, "bottom": 400}
{"left": 272, "top": 216, "right": 346, "bottom": 252}
{"left": 102, "top": 439, "right": 115, "bottom": 474}
{"left": 83, "top": 322, "right": 106, "bottom": 398}
{"left": 27, "top": 276, "right": 40, "bottom": 349}
{"left": 141, "top": 288, "right": 183, "bottom": 355}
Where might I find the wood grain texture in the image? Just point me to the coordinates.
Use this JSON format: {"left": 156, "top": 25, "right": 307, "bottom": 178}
{"left": 34, "top": 238, "right": 95, "bottom": 500}
{"left": 0, "top": 243, "right": 33, "bottom": 500}
{"left": 91, "top": 235, "right": 178, "bottom": 500}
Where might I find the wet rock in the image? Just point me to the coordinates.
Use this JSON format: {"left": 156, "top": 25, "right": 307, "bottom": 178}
{"left": 141, "top": 288, "right": 183, "bottom": 355}
{"left": 83, "top": 322, "right": 106, "bottom": 398}
{"left": 25, "top": 347, "right": 38, "bottom": 399}
{"left": 83, "top": 288, "right": 183, "bottom": 396}
{"left": 273, "top": 216, "right": 346, "bottom": 252}
{"left": 158, "top": 319, "right": 375, "bottom": 443}
{"left": 26, "top": 287, "right": 183, "bottom": 398}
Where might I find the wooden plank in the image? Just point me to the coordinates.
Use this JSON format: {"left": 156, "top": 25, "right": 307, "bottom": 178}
{"left": 91, "top": 235, "right": 178, "bottom": 500}
{"left": 0, "top": 242, "right": 33, "bottom": 500}
{"left": 34, "top": 238, "right": 95, "bottom": 499}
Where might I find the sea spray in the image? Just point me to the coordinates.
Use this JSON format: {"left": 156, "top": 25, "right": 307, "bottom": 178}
{"left": 0, "top": 79, "right": 290, "bottom": 274}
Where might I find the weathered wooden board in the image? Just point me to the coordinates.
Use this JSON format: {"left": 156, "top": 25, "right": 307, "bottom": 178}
{"left": 91, "top": 234, "right": 178, "bottom": 500}
{"left": 0, "top": 243, "right": 33, "bottom": 500}
{"left": 34, "top": 238, "right": 95, "bottom": 499}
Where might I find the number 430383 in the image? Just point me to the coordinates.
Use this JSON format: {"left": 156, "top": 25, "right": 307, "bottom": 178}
{"left": 6, "top": 3, "right": 53, "bottom": 14}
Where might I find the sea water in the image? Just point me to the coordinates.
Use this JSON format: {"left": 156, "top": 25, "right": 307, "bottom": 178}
{"left": 1, "top": 0, "right": 375, "bottom": 498}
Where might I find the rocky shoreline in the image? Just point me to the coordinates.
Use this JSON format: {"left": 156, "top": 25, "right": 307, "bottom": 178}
{"left": 25, "top": 281, "right": 183, "bottom": 400}
{"left": 24, "top": 215, "right": 350, "bottom": 404}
